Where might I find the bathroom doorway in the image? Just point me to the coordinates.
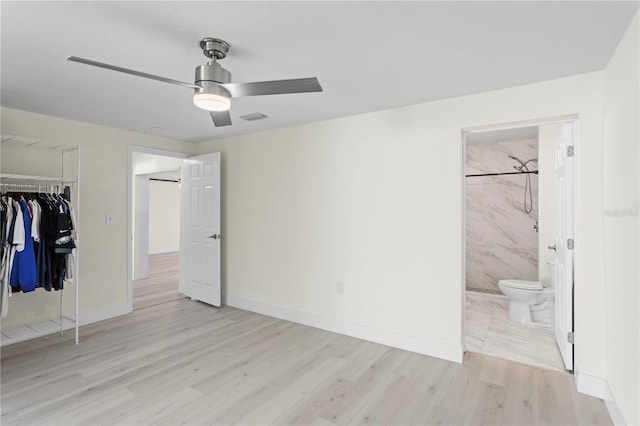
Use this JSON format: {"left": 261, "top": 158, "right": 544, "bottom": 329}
{"left": 462, "top": 119, "right": 575, "bottom": 372}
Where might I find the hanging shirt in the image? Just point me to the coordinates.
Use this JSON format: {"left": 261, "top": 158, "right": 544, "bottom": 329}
{"left": 11, "top": 199, "right": 25, "bottom": 252}
{"left": 6, "top": 198, "right": 16, "bottom": 246}
{"left": 29, "top": 199, "right": 41, "bottom": 242}
{"left": 9, "top": 199, "right": 37, "bottom": 292}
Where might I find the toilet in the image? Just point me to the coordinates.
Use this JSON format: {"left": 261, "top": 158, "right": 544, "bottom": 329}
{"left": 498, "top": 257, "right": 557, "bottom": 326}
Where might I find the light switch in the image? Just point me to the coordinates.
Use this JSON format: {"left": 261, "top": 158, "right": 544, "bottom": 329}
{"left": 105, "top": 213, "right": 115, "bottom": 225}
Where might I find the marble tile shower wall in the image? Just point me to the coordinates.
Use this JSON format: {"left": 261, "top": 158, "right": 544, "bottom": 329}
{"left": 466, "top": 139, "right": 539, "bottom": 294}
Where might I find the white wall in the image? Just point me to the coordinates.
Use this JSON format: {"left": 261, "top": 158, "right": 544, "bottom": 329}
{"left": 602, "top": 11, "right": 639, "bottom": 426}
{"left": 0, "top": 107, "right": 193, "bottom": 329}
{"left": 133, "top": 152, "right": 186, "bottom": 176}
{"left": 148, "top": 180, "right": 180, "bottom": 254}
{"left": 195, "top": 72, "right": 606, "bottom": 375}
{"left": 133, "top": 175, "right": 150, "bottom": 280}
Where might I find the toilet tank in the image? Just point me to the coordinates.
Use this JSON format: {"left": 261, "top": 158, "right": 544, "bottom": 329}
{"left": 547, "top": 257, "right": 558, "bottom": 288}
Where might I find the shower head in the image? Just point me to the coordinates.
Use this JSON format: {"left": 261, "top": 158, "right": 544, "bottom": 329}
{"left": 508, "top": 155, "right": 538, "bottom": 171}
{"left": 508, "top": 154, "right": 526, "bottom": 168}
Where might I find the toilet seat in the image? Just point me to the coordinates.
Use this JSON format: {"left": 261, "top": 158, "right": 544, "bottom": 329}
{"left": 498, "top": 279, "right": 543, "bottom": 290}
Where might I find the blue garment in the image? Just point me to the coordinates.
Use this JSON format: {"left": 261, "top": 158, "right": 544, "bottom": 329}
{"left": 9, "top": 199, "right": 37, "bottom": 292}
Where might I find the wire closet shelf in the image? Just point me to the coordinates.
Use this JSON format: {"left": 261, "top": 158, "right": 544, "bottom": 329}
{"left": 1, "top": 133, "right": 81, "bottom": 344}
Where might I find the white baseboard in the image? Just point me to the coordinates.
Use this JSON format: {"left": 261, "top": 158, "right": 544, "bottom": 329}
{"left": 78, "top": 302, "right": 131, "bottom": 326}
{"left": 577, "top": 372, "right": 613, "bottom": 400}
{"left": 149, "top": 249, "right": 180, "bottom": 255}
{"left": 223, "top": 294, "right": 463, "bottom": 363}
{"left": 605, "top": 398, "right": 627, "bottom": 426}
{"left": 577, "top": 372, "right": 627, "bottom": 425}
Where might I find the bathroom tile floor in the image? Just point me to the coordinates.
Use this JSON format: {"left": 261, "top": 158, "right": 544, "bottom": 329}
{"left": 465, "top": 291, "right": 566, "bottom": 372}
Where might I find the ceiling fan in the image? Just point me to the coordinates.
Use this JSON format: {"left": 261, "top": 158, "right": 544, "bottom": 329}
{"left": 68, "top": 37, "right": 323, "bottom": 127}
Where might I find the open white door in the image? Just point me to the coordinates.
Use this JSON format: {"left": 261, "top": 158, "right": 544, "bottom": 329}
{"left": 180, "top": 152, "right": 221, "bottom": 307}
{"left": 554, "top": 123, "right": 574, "bottom": 370}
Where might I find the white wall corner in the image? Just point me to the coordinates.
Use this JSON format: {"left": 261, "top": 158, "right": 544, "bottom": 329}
{"left": 577, "top": 372, "right": 627, "bottom": 425}
{"left": 222, "top": 294, "right": 464, "bottom": 364}
{"left": 78, "top": 303, "right": 131, "bottom": 327}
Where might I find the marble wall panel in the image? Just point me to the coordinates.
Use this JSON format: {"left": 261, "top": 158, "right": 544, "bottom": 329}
{"left": 466, "top": 139, "right": 539, "bottom": 293}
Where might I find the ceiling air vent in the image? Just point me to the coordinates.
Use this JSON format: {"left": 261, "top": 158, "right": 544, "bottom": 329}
{"left": 239, "top": 112, "right": 268, "bottom": 121}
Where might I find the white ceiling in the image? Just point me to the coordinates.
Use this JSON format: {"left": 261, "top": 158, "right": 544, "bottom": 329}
{"left": 1, "top": 1, "right": 637, "bottom": 143}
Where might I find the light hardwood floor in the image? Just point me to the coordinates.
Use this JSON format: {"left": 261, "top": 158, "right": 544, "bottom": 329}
{"left": 133, "top": 252, "right": 183, "bottom": 311}
{"left": 2, "top": 260, "right": 612, "bottom": 425}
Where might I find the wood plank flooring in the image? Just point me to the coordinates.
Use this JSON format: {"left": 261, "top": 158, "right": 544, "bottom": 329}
{"left": 133, "top": 252, "right": 183, "bottom": 310}
{"left": 1, "top": 255, "right": 612, "bottom": 425}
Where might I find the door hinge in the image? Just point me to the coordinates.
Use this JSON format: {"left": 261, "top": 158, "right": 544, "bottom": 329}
{"left": 568, "top": 332, "right": 575, "bottom": 344}
{"left": 567, "top": 239, "right": 574, "bottom": 250}
{"left": 567, "top": 146, "right": 575, "bottom": 157}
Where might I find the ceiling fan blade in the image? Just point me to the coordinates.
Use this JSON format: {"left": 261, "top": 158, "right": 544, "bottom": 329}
{"left": 220, "top": 77, "right": 322, "bottom": 97}
{"left": 210, "top": 110, "right": 232, "bottom": 127}
{"left": 67, "top": 56, "right": 201, "bottom": 90}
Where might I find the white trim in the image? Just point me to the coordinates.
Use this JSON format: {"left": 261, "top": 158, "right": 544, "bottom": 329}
{"left": 577, "top": 372, "right": 613, "bottom": 400}
{"left": 137, "top": 167, "right": 183, "bottom": 177}
{"left": 128, "top": 144, "right": 191, "bottom": 159}
{"left": 604, "top": 397, "right": 628, "bottom": 426}
{"left": 77, "top": 302, "right": 131, "bottom": 327}
{"left": 223, "top": 294, "right": 463, "bottom": 363}
{"left": 576, "top": 373, "right": 627, "bottom": 425}
{"left": 461, "top": 114, "right": 579, "bottom": 135}
{"left": 460, "top": 131, "right": 467, "bottom": 352}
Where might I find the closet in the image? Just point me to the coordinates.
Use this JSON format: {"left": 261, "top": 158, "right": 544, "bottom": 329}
{"left": 1, "top": 134, "right": 80, "bottom": 345}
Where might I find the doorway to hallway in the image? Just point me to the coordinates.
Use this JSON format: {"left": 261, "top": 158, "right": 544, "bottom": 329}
{"left": 127, "top": 146, "right": 222, "bottom": 312}
{"left": 133, "top": 252, "right": 181, "bottom": 310}
{"left": 128, "top": 146, "right": 188, "bottom": 312}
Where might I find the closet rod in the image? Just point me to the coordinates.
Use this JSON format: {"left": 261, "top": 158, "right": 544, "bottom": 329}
{"left": 149, "top": 178, "right": 180, "bottom": 183}
{"left": 0, "top": 183, "right": 70, "bottom": 192}
{"left": 465, "top": 170, "right": 539, "bottom": 178}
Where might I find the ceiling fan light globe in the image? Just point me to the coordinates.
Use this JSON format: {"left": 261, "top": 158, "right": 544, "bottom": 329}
{"left": 193, "top": 93, "right": 231, "bottom": 112}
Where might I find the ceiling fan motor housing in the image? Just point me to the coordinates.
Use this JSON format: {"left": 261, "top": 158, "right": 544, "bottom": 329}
{"left": 195, "top": 62, "right": 232, "bottom": 97}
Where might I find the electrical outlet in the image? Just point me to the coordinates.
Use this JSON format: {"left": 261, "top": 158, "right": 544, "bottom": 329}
{"left": 336, "top": 281, "right": 344, "bottom": 295}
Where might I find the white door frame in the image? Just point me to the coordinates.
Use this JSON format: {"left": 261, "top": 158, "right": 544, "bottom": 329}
{"left": 460, "top": 114, "right": 578, "bottom": 367}
{"left": 127, "top": 145, "right": 189, "bottom": 312}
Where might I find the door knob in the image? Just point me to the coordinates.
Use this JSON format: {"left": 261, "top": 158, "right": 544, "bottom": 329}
{"left": 548, "top": 244, "right": 556, "bottom": 251}
{"left": 208, "top": 234, "right": 221, "bottom": 239}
